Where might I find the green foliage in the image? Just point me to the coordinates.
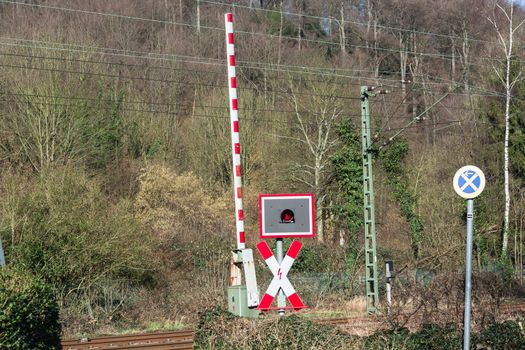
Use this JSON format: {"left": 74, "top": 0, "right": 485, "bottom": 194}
{"left": 496, "top": 255, "right": 515, "bottom": 283}
{"left": 331, "top": 120, "right": 363, "bottom": 233}
{"left": 0, "top": 167, "right": 156, "bottom": 303}
{"left": 259, "top": 6, "right": 327, "bottom": 42}
{"left": 260, "top": 8, "right": 297, "bottom": 38}
{"left": 288, "top": 241, "right": 344, "bottom": 273}
{"left": 268, "top": 315, "right": 351, "bottom": 349}
{"left": 464, "top": 197, "right": 496, "bottom": 265}
{"left": 365, "top": 324, "right": 460, "bottom": 350}
{"left": 194, "top": 307, "right": 354, "bottom": 350}
{"left": 188, "top": 234, "right": 230, "bottom": 271}
{"left": 380, "top": 139, "right": 424, "bottom": 259}
{"left": 480, "top": 58, "right": 525, "bottom": 179}
{"left": 0, "top": 267, "right": 61, "bottom": 349}
{"left": 195, "top": 315, "right": 525, "bottom": 350}
{"left": 364, "top": 327, "right": 411, "bottom": 349}
{"left": 194, "top": 307, "right": 240, "bottom": 349}
{"left": 330, "top": 120, "right": 362, "bottom": 271}
{"left": 407, "top": 323, "right": 461, "bottom": 350}
{"left": 365, "top": 321, "right": 525, "bottom": 350}
{"left": 3, "top": 0, "right": 525, "bottom": 338}
{"left": 79, "top": 88, "right": 124, "bottom": 169}
{"left": 474, "top": 319, "right": 525, "bottom": 349}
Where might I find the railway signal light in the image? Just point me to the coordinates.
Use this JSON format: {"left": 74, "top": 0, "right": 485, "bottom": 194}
{"left": 280, "top": 209, "right": 295, "bottom": 223}
{"left": 259, "top": 194, "right": 314, "bottom": 239}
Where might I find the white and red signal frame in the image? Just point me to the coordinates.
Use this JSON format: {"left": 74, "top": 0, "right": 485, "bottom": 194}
{"left": 259, "top": 193, "right": 315, "bottom": 239}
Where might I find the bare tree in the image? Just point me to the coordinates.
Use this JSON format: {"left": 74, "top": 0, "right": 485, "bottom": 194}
{"left": 384, "top": 0, "right": 426, "bottom": 99}
{"left": 487, "top": 0, "right": 525, "bottom": 257}
{"left": 288, "top": 79, "right": 343, "bottom": 243}
{"left": 365, "top": 0, "right": 386, "bottom": 83}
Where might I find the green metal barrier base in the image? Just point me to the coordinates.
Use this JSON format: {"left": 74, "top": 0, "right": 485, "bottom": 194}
{"left": 227, "top": 285, "right": 260, "bottom": 318}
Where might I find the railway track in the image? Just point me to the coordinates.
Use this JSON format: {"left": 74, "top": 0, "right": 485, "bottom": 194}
{"left": 318, "top": 302, "right": 525, "bottom": 327}
{"left": 500, "top": 301, "right": 525, "bottom": 313}
{"left": 61, "top": 330, "right": 194, "bottom": 350}
{"left": 60, "top": 302, "right": 525, "bottom": 349}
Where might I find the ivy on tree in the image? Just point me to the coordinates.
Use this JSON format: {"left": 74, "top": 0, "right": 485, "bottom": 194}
{"left": 380, "top": 138, "right": 424, "bottom": 259}
{"left": 330, "top": 119, "right": 362, "bottom": 271}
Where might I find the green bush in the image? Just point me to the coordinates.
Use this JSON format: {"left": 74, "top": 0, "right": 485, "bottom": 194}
{"left": 196, "top": 312, "right": 525, "bottom": 350}
{"left": 364, "top": 327, "right": 411, "bottom": 349}
{"left": 365, "top": 324, "right": 461, "bottom": 350}
{"left": 194, "top": 307, "right": 356, "bottom": 350}
{"left": 0, "top": 167, "right": 157, "bottom": 322}
{"left": 0, "top": 267, "right": 61, "bottom": 349}
{"left": 407, "top": 323, "right": 461, "bottom": 350}
{"left": 474, "top": 319, "right": 525, "bottom": 349}
{"left": 281, "top": 240, "right": 345, "bottom": 273}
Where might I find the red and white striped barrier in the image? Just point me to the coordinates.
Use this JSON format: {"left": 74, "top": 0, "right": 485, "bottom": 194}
{"left": 256, "top": 240, "right": 306, "bottom": 310}
{"left": 225, "top": 13, "right": 245, "bottom": 250}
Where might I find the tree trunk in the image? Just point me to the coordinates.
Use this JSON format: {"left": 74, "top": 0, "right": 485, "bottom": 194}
{"left": 366, "top": 0, "right": 372, "bottom": 49}
{"left": 399, "top": 35, "right": 408, "bottom": 100}
{"left": 462, "top": 28, "right": 470, "bottom": 104}
{"left": 277, "top": 1, "right": 284, "bottom": 68}
{"left": 503, "top": 52, "right": 511, "bottom": 257}
{"left": 489, "top": 0, "right": 525, "bottom": 257}
{"left": 196, "top": 0, "right": 200, "bottom": 33}
{"left": 450, "top": 36, "right": 456, "bottom": 80}
{"left": 339, "top": 1, "right": 346, "bottom": 56}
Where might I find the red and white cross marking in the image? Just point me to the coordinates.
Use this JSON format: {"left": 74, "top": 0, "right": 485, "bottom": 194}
{"left": 256, "top": 240, "right": 306, "bottom": 310}
{"left": 225, "top": 13, "right": 245, "bottom": 250}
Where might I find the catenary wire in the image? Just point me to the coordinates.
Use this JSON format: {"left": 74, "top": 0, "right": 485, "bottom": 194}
{"left": 0, "top": 0, "right": 495, "bottom": 65}
{"left": 0, "top": 92, "right": 504, "bottom": 127}
{"left": 0, "top": 62, "right": 363, "bottom": 101}
{"left": 0, "top": 37, "right": 509, "bottom": 100}
{"left": 0, "top": 95, "right": 481, "bottom": 131}
{"left": 0, "top": 53, "right": 508, "bottom": 101}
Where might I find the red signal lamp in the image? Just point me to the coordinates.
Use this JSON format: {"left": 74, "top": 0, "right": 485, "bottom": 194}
{"left": 280, "top": 209, "right": 295, "bottom": 224}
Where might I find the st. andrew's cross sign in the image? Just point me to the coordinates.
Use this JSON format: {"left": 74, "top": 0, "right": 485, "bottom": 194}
{"left": 256, "top": 240, "right": 306, "bottom": 310}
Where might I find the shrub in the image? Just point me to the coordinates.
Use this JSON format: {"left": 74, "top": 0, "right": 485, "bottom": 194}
{"left": 290, "top": 242, "right": 345, "bottom": 273}
{"left": 134, "top": 165, "right": 231, "bottom": 243}
{"left": 474, "top": 319, "right": 525, "bottom": 349}
{"left": 364, "top": 327, "right": 411, "bottom": 349}
{"left": 0, "top": 167, "right": 157, "bottom": 324}
{"left": 194, "top": 307, "right": 357, "bottom": 350}
{"left": 407, "top": 323, "right": 461, "bottom": 350}
{"left": 0, "top": 267, "right": 61, "bottom": 349}
{"left": 365, "top": 324, "right": 461, "bottom": 350}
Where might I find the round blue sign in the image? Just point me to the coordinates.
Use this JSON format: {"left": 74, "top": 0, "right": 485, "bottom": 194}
{"left": 457, "top": 171, "right": 482, "bottom": 194}
{"left": 453, "top": 166, "right": 486, "bottom": 199}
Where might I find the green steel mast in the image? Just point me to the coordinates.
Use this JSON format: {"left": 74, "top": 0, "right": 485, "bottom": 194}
{"left": 360, "top": 86, "right": 380, "bottom": 314}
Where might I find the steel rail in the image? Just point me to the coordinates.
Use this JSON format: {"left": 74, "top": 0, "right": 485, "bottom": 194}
{"left": 62, "top": 330, "right": 194, "bottom": 350}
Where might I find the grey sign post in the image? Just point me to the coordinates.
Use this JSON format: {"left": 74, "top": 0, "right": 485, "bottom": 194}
{"left": 276, "top": 238, "right": 285, "bottom": 316}
{"left": 385, "top": 260, "right": 394, "bottom": 311}
{"left": 0, "top": 238, "right": 5, "bottom": 266}
{"left": 453, "top": 165, "right": 486, "bottom": 350}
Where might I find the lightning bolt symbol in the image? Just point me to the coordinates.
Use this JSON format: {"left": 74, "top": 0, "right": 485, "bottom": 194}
{"left": 278, "top": 268, "right": 282, "bottom": 280}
